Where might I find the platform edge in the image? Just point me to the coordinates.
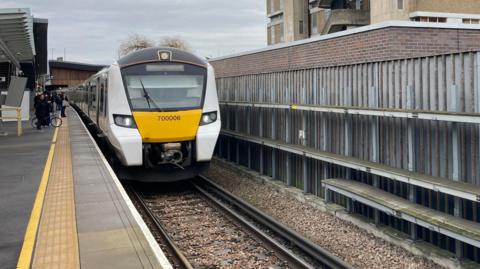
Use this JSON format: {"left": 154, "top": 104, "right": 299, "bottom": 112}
{"left": 73, "top": 109, "right": 173, "bottom": 269}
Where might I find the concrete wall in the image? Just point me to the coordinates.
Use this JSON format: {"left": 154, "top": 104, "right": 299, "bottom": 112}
{"left": 371, "top": 0, "right": 480, "bottom": 24}
{"left": 268, "top": 0, "right": 308, "bottom": 45}
{"left": 267, "top": 0, "right": 282, "bottom": 15}
{"left": 283, "top": 0, "right": 308, "bottom": 43}
{"left": 371, "top": 0, "right": 415, "bottom": 24}
{"left": 415, "top": 0, "right": 480, "bottom": 14}
{"left": 268, "top": 23, "right": 285, "bottom": 45}
{"left": 322, "top": 9, "right": 370, "bottom": 34}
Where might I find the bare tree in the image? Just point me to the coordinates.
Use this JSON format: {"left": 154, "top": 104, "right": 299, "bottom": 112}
{"left": 118, "top": 33, "right": 154, "bottom": 57}
{"left": 159, "top": 36, "right": 191, "bottom": 51}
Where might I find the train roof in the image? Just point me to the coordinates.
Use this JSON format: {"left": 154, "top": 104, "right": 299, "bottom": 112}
{"left": 117, "top": 47, "right": 208, "bottom": 68}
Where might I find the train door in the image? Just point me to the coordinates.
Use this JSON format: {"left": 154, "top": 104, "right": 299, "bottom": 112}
{"left": 104, "top": 78, "right": 108, "bottom": 126}
{"left": 90, "top": 80, "right": 98, "bottom": 124}
{"left": 99, "top": 77, "right": 105, "bottom": 130}
{"left": 96, "top": 77, "right": 101, "bottom": 125}
{"left": 87, "top": 82, "right": 91, "bottom": 116}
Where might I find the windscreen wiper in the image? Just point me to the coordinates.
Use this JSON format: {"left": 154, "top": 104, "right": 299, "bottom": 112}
{"left": 139, "top": 79, "right": 163, "bottom": 111}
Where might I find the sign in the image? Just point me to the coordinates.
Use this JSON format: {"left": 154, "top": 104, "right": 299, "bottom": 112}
{"left": 5, "top": 76, "right": 27, "bottom": 107}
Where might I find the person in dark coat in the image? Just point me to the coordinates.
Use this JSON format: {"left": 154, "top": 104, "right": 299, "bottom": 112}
{"left": 61, "top": 94, "right": 68, "bottom": 118}
{"left": 34, "top": 94, "right": 50, "bottom": 130}
{"left": 54, "top": 92, "right": 62, "bottom": 112}
{"left": 33, "top": 93, "right": 41, "bottom": 107}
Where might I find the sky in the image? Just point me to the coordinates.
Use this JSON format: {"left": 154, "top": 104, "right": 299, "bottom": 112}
{"left": 5, "top": 0, "right": 268, "bottom": 65}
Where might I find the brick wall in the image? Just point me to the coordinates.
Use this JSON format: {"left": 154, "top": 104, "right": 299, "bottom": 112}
{"left": 210, "top": 26, "right": 480, "bottom": 78}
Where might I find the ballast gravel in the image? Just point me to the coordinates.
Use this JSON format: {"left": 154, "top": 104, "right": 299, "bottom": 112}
{"left": 143, "top": 191, "right": 290, "bottom": 269}
{"left": 204, "top": 164, "right": 443, "bottom": 269}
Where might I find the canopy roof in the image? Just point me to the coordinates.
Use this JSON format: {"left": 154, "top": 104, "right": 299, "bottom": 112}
{"left": 0, "top": 8, "right": 35, "bottom": 68}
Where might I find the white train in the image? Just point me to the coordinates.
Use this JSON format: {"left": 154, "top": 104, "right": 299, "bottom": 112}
{"left": 69, "top": 47, "right": 221, "bottom": 181}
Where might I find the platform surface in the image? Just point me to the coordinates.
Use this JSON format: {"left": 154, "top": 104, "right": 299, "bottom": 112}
{"left": 0, "top": 121, "right": 53, "bottom": 269}
{"left": 1, "top": 109, "right": 171, "bottom": 269}
{"left": 67, "top": 110, "right": 170, "bottom": 269}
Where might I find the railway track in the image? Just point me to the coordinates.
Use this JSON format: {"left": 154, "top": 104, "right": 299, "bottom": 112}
{"left": 128, "top": 176, "right": 353, "bottom": 269}
{"left": 128, "top": 185, "right": 193, "bottom": 269}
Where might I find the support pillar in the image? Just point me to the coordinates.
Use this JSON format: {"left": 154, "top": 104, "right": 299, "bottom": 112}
{"left": 344, "top": 86, "right": 352, "bottom": 179}
{"left": 476, "top": 53, "right": 480, "bottom": 187}
{"left": 321, "top": 87, "right": 328, "bottom": 152}
{"left": 346, "top": 198, "right": 354, "bottom": 213}
{"left": 324, "top": 187, "right": 330, "bottom": 203}
{"left": 301, "top": 102, "right": 308, "bottom": 193}
{"left": 407, "top": 85, "right": 418, "bottom": 240}
{"left": 247, "top": 144, "right": 251, "bottom": 169}
{"left": 473, "top": 55, "right": 480, "bottom": 253}
{"left": 227, "top": 137, "right": 232, "bottom": 161}
{"left": 286, "top": 88, "right": 292, "bottom": 186}
{"left": 370, "top": 85, "right": 380, "bottom": 224}
{"left": 450, "top": 84, "right": 463, "bottom": 259}
{"left": 236, "top": 140, "right": 240, "bottom": 164}
{"left": 259, "top": 110, "right": 264, "bottom": 175}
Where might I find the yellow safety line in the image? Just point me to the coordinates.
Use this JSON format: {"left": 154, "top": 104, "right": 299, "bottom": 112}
{"left": 16, "top": 127, "right": 59, "bottom": 269}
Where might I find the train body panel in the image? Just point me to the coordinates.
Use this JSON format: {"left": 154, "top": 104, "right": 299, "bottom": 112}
{"left": 196, "top": 65, "right": 220, "bottom": 162}
{"left": 69, "top": 47, "right": 221, "bottom": 181}
{"left": 132, "top": 109, "right": 202, "bottom": 143}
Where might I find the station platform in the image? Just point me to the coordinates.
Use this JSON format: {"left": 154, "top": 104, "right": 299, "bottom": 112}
{"left": 0, "top": 120, "right": 53, "bottom": 269}
{"left": 0, "top": 109, "right": 172, "bottom": 269}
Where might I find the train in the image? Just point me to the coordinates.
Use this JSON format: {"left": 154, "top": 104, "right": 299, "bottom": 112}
{"left": 69, "top": 47, "right": 221, "bottom": 181}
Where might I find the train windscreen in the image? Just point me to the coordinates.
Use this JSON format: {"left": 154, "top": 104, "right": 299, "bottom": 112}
{"left": 121, "top": 63, "right": 207, "bottom": 111}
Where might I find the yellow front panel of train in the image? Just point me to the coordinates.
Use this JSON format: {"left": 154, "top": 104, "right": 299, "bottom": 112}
{"left": 132, "top": 110, "right": 202, "bottom": 143}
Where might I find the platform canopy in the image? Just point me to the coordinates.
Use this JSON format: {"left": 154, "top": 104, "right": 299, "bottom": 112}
{"left": 0, "top": 8, "right": 35, "bottom": 68}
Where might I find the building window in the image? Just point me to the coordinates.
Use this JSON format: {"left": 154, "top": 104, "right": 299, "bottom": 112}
{"left": 464, "top": 18, "right": 480, "bottom": 24}
{"left": 270, "top": 26, "right": 275, "bottom": 43}
{"left": 397, "top": 0, "right": 404, "bottom": 10}
{"left": 279, "top": 24, "right": 284, "bottom": 42}
{"left": 356, "top": 0, "right": 363, "bottom": 10}
{"left": 299, "top": 20, "right": 304, "bottom": 34}
{"left": 411, "top": 16, "right": 447, "bottom": 23}
{"left": 311, "top": 13, "right": 318, "bottom": 34}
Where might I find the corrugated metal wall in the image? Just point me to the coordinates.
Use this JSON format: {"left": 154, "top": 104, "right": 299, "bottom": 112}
{"left": 217, "top": 52, "right": 480, "bottom": 186}
{"left": 215, "top": 51, "right": 480, "bottom": 233}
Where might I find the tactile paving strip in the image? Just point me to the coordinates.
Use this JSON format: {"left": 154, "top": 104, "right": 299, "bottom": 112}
{"left": 32, "top": 119, "right": 80, "bottom": 269}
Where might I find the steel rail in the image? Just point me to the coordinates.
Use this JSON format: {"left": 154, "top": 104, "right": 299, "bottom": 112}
{"left": 196, "top": 175, "right": 355, "bottom": 269}
{"left": 127, "top": 186, "right": 194, "bottom": 269}
{"left": 190, "top": 181, "right": 314, "bottom": 269}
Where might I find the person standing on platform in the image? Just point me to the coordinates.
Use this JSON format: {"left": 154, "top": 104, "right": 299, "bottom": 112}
{"left": 33, "top": 92, "right": 41, "bottom": 107}
{"left": 61, "top": 94, "right": 69, "bottom": 118}
{"left": 34, "top": 94, "right": 49, "bottom": 130}
{"left": 54, "top": 92, "right": 62, "bottom": 112}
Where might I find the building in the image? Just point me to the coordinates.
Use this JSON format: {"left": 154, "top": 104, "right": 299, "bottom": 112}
{"left": 47, "top": 60, "right": 106, "bottom": 91}
{"left": 267, "top": 0, "right": 370, "bottom": 45}
{"left": 309, "top": 0, "right": 370, "bottom": 36}
{"left": 371, "top": 0, "right": 480, "bottom": 24}
{"left": 267, "top": 0, "right": 309, "bottom": 45}
{"left": 267, "top": 0, "right": 480, "bottom": 45}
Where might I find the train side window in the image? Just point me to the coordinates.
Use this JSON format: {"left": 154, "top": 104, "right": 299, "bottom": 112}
{"left": 87, "top": 83, "right": 91, "bottom": 105}
{"left": 99, "top": 82, "right": 105, "bottom": 113}
{"left": 91, "top": 85, "right": 97, "bottom": 109}
{"left": 104, "top": 78, "right": 108, "bottom": 116}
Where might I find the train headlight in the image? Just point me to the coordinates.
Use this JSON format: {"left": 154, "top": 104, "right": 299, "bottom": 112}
{"left": 200, "top": 111, "right": 217, "bottom": 126}
{"left": 113, "top": 114, "right": 136, "bottom": 128}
